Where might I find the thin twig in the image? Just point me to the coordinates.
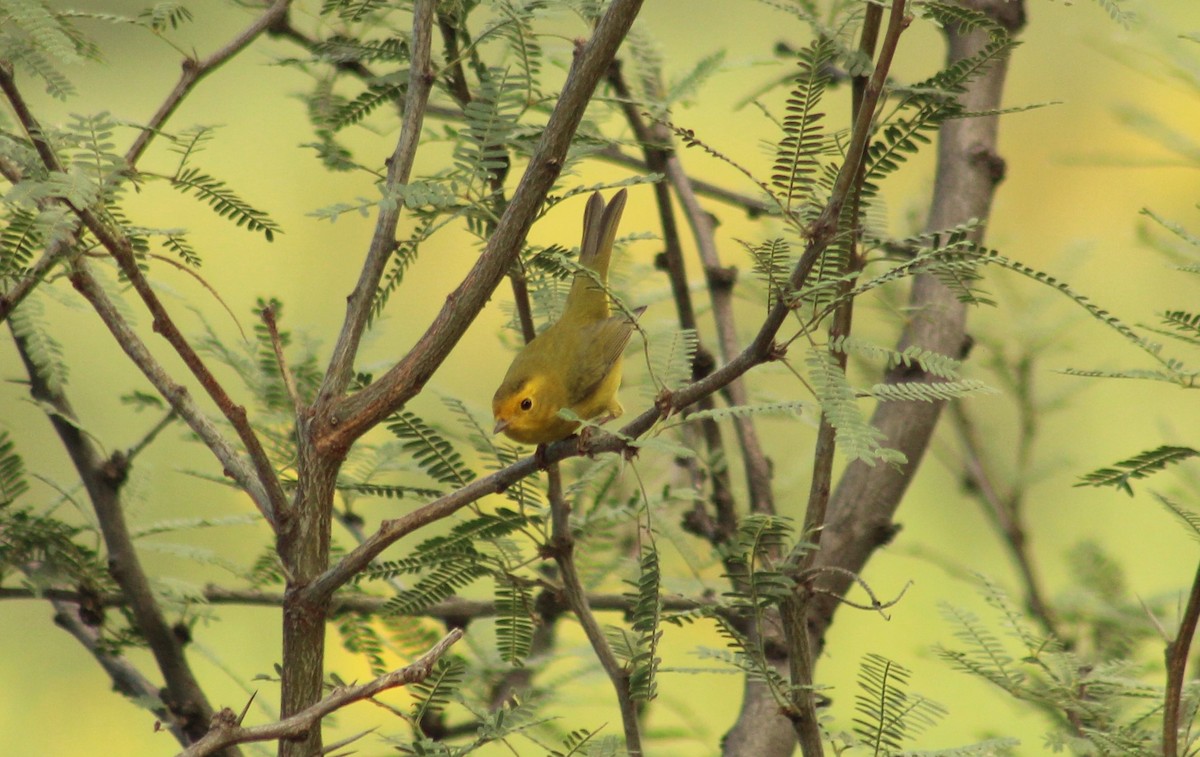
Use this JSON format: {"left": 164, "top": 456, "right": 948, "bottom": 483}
{"left": 1, "top": 585, "right": 707, "bottom": 616}
{"left": 261, "top": 304, "right": 303, "bottom": 418}
{"left": 125, "top": 0, "right": 293, "bottom": 167}
{"left": 1163, "top": 560, "right": 1200, "bottom": 757}
{"left": 604, "top": 61, "right": 738, "bottom": 543}
{"left": 661, "top": 134, "right": 777, "bottom": 517}
{"left": 48, "top": 598, "right": 189, "bottom": 745}
{"left": 547, "top": 465, "right": 643, "bottom": 755}
{"left": 65, "top": 262, "right": 275, "bottom": 521}
{"left": 317, "top": 0, "right": 438, "bottom": 400}
{"left": 949, "top": 401, "right": 1058, "bottom": 634}
{"left": 178, "top": 629, "right": 464, "bottom": 757}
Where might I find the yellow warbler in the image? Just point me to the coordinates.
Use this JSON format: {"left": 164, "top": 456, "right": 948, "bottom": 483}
{"left": 492, "top": 189, "right": 641, "bottom": 445}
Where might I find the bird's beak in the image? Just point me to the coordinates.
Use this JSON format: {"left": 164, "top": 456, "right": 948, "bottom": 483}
{"left": 493, "top": 418, "right": 509, "bottom": 435}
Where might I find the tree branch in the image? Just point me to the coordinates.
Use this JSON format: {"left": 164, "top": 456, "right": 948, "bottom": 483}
{"left": 808, "top": 0, "right": 1026, "bottom": 665}
{"left": 547, "top": 466, "right": 643, "bottom": 754}
{"left": 11, "top": 318, "right": 237, "bottom": 754}
{"left": 48, "top": 598, "right": 189, "bottom": 745}
{"left": 1163, "top": 559, "right": 1200, "bottom": 757}
{"left": 178, "top": 628, "right": 463, "bottom": 757}
{"left": 316, "top": 0, "right": 437, "bottom": 402}
{"left": 65, "top": 262, "right": 274, "bottom": 521}
{"left": 125, "top": 0, "right": 293, "bottom": 167}
{"left": 0, "top": 64, "right": 288, "bottom": 523}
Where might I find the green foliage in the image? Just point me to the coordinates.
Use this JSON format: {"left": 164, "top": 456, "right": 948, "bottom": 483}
{"left": 743, "top": 237, "right": 794, "bottom": 311}
{"left": 852, "top": 653, "right": 947, "bottom": 755}
{"left": 806, "top": 348, "right": 904, "bottom": 465}
{"left": 387, "top": 410, "right": 477, "bottom": 488}
{"left": 0, "top": 431, "right": 29, "bottom": 506}
{"left": 168, "top": 167, "right": 282, "bottom": 242}
{"left": 722, "top": 514, "right": 797, "bottom": 609}
{"left": 336, "top": 610, "right": 389, "bottom": 676}
{"left": 832, "top": 336, "right": 962, "bottom": 380}
{"left": 8, "top": 295, "right": 68, "bottom": 392}
{"left": 1076, "top": 445, "right": 1200, "bottom": 495}
{"left": 409, "top": 656, "right": 467, "bottom": 729}
{"left": 863, "top": 378, "right": 994, "bottom": 403}
{"left": 625, "top": 532, "right": 663, "bottom": 702}
{"left": 939, "top": 575, "right": 1168, "bottom": 754}
{"left": 493, "top": 575, "right": 535, "bottom": 665}
{"left": 771, "top": 36, "right": 836, "bottom": 215}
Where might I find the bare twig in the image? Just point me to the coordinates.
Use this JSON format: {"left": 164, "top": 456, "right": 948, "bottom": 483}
{"left": 261, "top": 304, "right": 303, "bottom": 418}
{"left": 949, "top": 401, "right": 1058, "bottom": 634}
{"left": 66, "top": 262, "right": 275, "bottom": 521}
{"left": 605, "top": 61, "right": 738, "bottom": 543}
{"left": 547, "top": 466, "right": 643, "bottom": 755}
{"left": 178, "top": 629, "right": 464, "bottom": 757}
{"left": 48, "top": 598, "right": 189, "bottom": 745}
{"left": 1163, "top": 560, "right": 1200, "bottom": 757}
{"left": 1, "top": 585, "right": 707, "bottom": 617}
{"left": 125, "top": 0, "right": 293, "bottom": 167}
{"left": 317, "top": 0, "right": 438, "bottom": 401}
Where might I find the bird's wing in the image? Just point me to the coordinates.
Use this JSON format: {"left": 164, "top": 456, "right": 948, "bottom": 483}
{"left": 565, "top": 307, "right": 645, "bottom": 406}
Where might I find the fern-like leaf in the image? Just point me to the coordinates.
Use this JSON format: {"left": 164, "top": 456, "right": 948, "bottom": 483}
{"left": 743, "top": 237, "right": 794, "bottom": 310}
{"left": 1076, "top": 445, "right": 1199, "bottom": 495}
{"left": 0, "top": 431, "right": 30, "bottom": 506}
{"left": 169, "top": 167, "right": 282, "bottom": 241}
{"left": 854, "top": 653, "right": 947, "bottom": 754}
{"left": 832, "top": 336, "right": 962, "bottom": 379}
{"left": 772, "top": 37, "right": 836, "bottom": 214}
{"left": 9, "top": 296, "right": 68, "bottom": 392}
{"left": 494, "top": 575, "right": 535, "bottom": 665}
{"left": 386, "top": 411, "right": 476, "bottom": 487}
{"left": 627, "top": 535, "right": 663, "bottom": 702}
{"left": 409, "top": 656, "right": 466, "bottom": 727}
{"left": 0, "top": 208, "right": 42, "bottom": 280}
{"left": 807, "top": 348, "right": 904, "bottom": 465}
{"left": 1154, "top": 493, "right": 1200, "bottom": 542}
{"left": 336, "top": 611, "right": 388, "bottom": 675}
{"left": 864, "top": 379, "right": 995, "bottom": 403}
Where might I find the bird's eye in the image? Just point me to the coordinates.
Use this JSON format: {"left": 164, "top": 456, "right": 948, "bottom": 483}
{"left": 519, "top": 398, "right": 533, "bottom": 411}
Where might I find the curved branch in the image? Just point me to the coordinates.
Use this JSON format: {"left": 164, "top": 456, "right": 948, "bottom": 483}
{"left": 125, "top": 0, "right": 293, "bottom": 167}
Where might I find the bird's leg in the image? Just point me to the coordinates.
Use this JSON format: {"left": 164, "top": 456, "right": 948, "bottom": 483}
{"left": 534, "top": 443, "right": 550, "bottom": 469}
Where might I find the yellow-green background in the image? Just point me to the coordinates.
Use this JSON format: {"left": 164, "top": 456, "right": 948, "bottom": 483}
{"left": 2, "top": 0, "right": 1199, "bottom": 754}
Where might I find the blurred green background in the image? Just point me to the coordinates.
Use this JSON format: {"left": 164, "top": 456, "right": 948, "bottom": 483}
{"left": 2, "top": 0, "right": 1199, "bottom": 754}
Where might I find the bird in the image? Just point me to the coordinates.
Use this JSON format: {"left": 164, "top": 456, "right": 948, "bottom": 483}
{"left": 492, "top": 189, "right": 642, "bottom": 445}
